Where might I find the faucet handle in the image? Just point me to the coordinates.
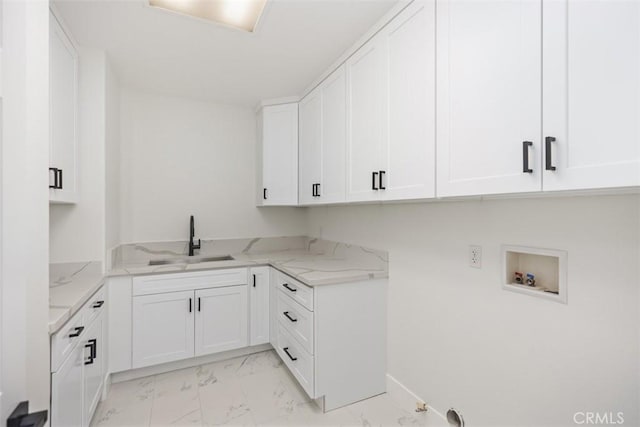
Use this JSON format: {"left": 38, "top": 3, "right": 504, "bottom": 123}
{"left": 193, "top": 239, "right": 201, "bottom": 250}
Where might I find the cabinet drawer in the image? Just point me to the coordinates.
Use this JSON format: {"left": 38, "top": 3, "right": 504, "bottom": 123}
{"left": 277, "top": 291, "right": 314, "bottom": 354}
{"left": 51, "top": 310, "right": 86, "bottom": 373}
{"left": 83, "top": 286, "right": 106, "bottom": 326}
{"left": 276, "top": 324, "right": 315, "bottom": 399}
{"left": 133, "top": 268, "right": 247, "bottom": 296}
{"left": 276, "top": 271, "right": 314, "bottom": 311}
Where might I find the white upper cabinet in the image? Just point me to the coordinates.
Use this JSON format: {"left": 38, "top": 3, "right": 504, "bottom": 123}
{"left": 380, "top": 0, "right": 436, "bottom": 201}
{"left": 436, "top": 0, "right": 542, "bottom": 197}
{"left": 542, "top": 0, "right": 640, "bottom": 191}
{"left": 346, "top": 0, "right": 435, "bottom": 202}
{"left": 258, "top": 103, "right": 298, "bottom": 206}
{"left": 346, "top": 32, "right": 387, "bottom": 202}
{"left": 320, "top": 66, "right": 347, "bottom": 204}
{"left": 298, "top": 89, "right": 323, "bottom": 205}
{"left": 49, "top": 11, "right": 79, "bottom": 203}
{"left": 298, "top": 65, "right": 347, "bottom": 205}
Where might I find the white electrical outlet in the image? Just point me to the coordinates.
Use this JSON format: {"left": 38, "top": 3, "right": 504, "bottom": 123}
{"left": 469, "top": 245, "right": 482, "bottom": 268}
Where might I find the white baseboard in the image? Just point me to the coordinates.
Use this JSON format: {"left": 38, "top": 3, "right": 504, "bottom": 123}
{"left": 386, "top": 374, "right": 448, "bottom": 425}
{"left": 109, "top": 344, "right": 272, "bottom": 384}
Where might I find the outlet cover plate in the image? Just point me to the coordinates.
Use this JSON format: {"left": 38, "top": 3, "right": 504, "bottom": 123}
{"left": 470, "top": 245, "right": 482, "bottom": 268}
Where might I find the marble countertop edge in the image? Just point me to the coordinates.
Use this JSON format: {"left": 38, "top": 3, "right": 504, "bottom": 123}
{"left": 49, "top": 247, "right": 388, "bottom": 334}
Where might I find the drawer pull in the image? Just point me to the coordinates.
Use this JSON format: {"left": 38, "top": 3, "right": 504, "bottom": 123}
{"left": 92, "top": 300, "right": 104, "bottom": 308}
{"left": 69, "top": 326, "right": 84, "bottom": 338}
{"left": 283, "top": 347, "right": 297, "bottom": 361}
{"left": 282, "top": 283, "right": 297, "bottom": 293}
{"left": 283, "top": 311, "right": 298, "bottom": 322}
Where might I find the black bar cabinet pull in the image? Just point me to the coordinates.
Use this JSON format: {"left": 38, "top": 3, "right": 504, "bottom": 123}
{"left": 283, "top": 311, "right": 298, "bottom": 322}
{"left": 545, "top": 136, "right": 556, "bottom": 171}
{"left": 92, "top": 301, "right": 104, "bottom": 308}
{"left": 89, "top": 339, "right": 97, "bottom": 359}
{"left": 283, "top": 347, "right": 297, "bottom": 361}
{"left": 198, "top": 297, "right": 201, "bottom": 312}
{"left": 316, "top": 183, "right": 320, "bottom": 197}
{"left": 58, "top": 169, "right": 63, "bottom": 189}
{"left": 253, "top": 274, "right": 256, "bottom": 287}
{"left": 312, "top": 184, "right": 316, "bottom": 197}
{"left": 84, "top": 340, "right": 96, "bottom": 365}
{"left": 522, "top": 141, "right": 533, "bottom": 173}
{"left": 69, "top": 326, "right": 84, "bottom": 338}
{"left": 282, "top": 283, "right": 297, "bottom": 293}
{"left": 263, "top": 188, "right": 267, "bottom": 200}
{"left": 49, "top": 168, "right": 58, "bottom": 189}
{"left": 379, "top": 170, "right": 386, "bottom": 190}
{"left": 189, "top": 298, "right": 192, "bottom": 313}
{"left": 372, "top": 172, "right": 378, "bottom": 190}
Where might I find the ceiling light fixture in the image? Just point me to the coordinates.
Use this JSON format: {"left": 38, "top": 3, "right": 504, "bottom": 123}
{"left": 149, "top": 0, "right": 267, "bottom": 33}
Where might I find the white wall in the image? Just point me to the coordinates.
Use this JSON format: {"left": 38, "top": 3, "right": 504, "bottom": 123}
{"left": 119, "top": 89, "right": 306, "bottom": 243}
{"left": 307, "top": 194, "right": 640, "bottom": 426}
{"left": 105, "top": 60, "right": 120, "bottom": 256}
{"left": 50, "top": 48, "right": 106, "bottom": 264}
{"left": 1, "top": 0, "right": 50, "bottom": 421}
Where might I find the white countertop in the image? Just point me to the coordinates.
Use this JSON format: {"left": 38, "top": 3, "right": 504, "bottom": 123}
{"left": 110, "top": 249, "right": 388, "bottom": 286}
{"left": 50, "top": 238, "right": 388, "bottom": 335}
{"left": 49, "top": 261, "right": 105, "bottom": 334}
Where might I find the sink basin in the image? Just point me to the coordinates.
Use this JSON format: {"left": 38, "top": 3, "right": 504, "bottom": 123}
{"left": 148, "top": 255, "right": 234, "bottom": 266}
{"left": 197, "top": 255, "right": 234, "bottom": 263}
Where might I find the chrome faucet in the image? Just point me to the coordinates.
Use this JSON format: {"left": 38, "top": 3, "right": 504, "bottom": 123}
{"left": 189, "top": 215, "right": 201, "bottom": 256}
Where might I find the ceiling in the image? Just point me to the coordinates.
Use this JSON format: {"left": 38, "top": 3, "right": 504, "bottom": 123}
{"left": 53, "top": 0, "right": 399, "bottom": 106}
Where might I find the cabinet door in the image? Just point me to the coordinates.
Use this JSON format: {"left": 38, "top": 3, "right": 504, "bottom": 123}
{"left": 249, "top": 267, "right": 270, "bottom": 346}
{"left": 346, "top": 33, "right": 387, "bottom": 202}
{"left": 320, "top": 65, "right": 347, "bottom": 204}
{"left": 298, "top": 89, "right": 322, "bottom": 205}
{"left": 49, "top": 11, "right": 78, "bottom": 203}
{"left": 381, "top": 0, "right": 436, "bottom": 201}
{"left": 262, "top": 103, "right": 299, "bottom": 205}
{"left": 83, "top": 315, "right": 104, "bottom": 426}
{"left": 269, "top": 268, "right": 279, "bottom": 349}
{"left": 132, "top": 291, "right": 195, "bottom": 368}
{"left": 195, "top": 286, "right": 248, "bottom": 356}
{"left": 436, "top": 0, "right": 542, "bottom": 197}
{"left": 543, "top": 0, "right": 640, "bottom": 191}
{"left": 51, "top": 343, "right": 84, "bottom": 427}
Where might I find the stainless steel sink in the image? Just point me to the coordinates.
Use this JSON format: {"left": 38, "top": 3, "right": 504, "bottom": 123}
{"left": 148, "top": 255, "right": 234, "bottom": 266}
{"left": 197, "top": 255, "right": 234, "bottom": 263}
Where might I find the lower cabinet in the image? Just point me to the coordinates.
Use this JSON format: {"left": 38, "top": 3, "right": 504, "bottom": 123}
{"left": 83, "top": 315, "right": 104, "bottom": 426}
{"left": 111, "top": 266, "right": 387, "bottom": 413}
{"left": 272, "top": 270, "right": 387, "bottom": 411}
{"left": 131, "top": 269, "right": 253, "bottom": 369}
{"left": 132, "top": 290, "right": 195, "bottom": 368}
{"left": 249, "top": 266, "right": 270, "bottom": 346}
{"left": 195, "top": 286, "right": 248, "bottom": 356}
{"left": 51, "top": 342, "right": 84, "bottom": 427}
{"left": 51, "top": 287, "right": 107, "bottom": 427}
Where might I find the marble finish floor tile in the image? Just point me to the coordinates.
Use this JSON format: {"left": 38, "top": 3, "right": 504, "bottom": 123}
{"left": 91, "top": 350, "right": 440, "bottom": 427}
